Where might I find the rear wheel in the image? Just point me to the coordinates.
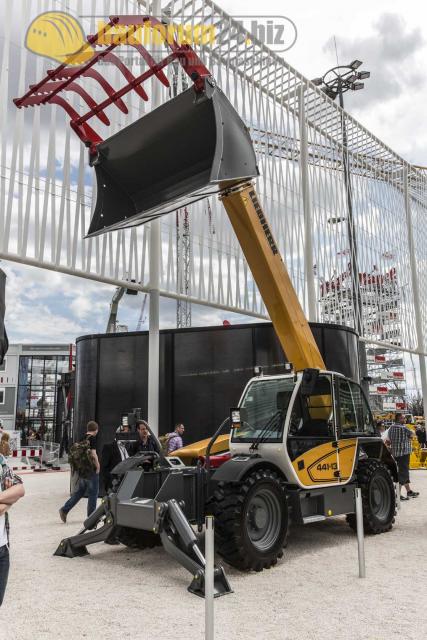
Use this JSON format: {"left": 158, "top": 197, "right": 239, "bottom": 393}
{"left": 347, "top": 459, "right": 396, "bottom": 534}
{"left": 116, "top": 526, "right": 161, "bottom": 549}
{"left": 209, "top": 468, "right": 288, "bottom": 571}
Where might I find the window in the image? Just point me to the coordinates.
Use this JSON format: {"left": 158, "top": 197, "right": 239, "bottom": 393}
{"left": 338, "top": 379, "right": 374, "bottom": 435}
{"left": 232, "top": 378, "right": 296, "bottom": 443}
{"left": 0, "top": 358, "right": 6, "bottom": 372}
{"left": 289, "top": 375, "right": 334, "bottom": 437}
{"left": 15, "top": 354, "right": 70, "bottom": 441}
{"left": 349, "top": 381, "right": 375, "bottom": 435}
{"left": 0, "top": 388, "right": 5, "bottom": 404}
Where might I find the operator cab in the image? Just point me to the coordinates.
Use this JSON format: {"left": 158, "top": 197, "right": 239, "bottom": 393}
{"left": 230, "top": 370, "right": 376, "bottom": 484}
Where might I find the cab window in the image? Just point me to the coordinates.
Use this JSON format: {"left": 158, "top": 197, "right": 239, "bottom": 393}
{"left": 338, "top": 379, "right": 374, "bottom": 435}
{"left": 288, "top": 374, "right": 334, "bottom": 438}
{"left": 232, "top": 378, "right": 295, "bottom": 443}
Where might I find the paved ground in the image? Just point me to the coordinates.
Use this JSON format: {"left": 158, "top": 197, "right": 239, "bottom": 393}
{"left": 2, "top": 470, "right": 427, "bottom": 639}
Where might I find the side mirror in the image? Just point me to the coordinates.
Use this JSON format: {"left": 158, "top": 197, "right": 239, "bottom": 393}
{"left": 300, "top": 368, "right": 320, "bottom": 397}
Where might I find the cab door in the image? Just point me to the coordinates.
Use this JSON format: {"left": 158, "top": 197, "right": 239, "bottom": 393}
{"left": 289, "top": 373, "right": 341, "bottom": 486}
{"left": 335, "top": 378, "right": 368, "bottom": 482}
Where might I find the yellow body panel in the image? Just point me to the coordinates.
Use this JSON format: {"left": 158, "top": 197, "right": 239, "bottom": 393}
{"left": 169, "top": 434, "right": 230, "bottom": 465}
{"left": 292, "top": 438, "right": 358, "bottom": 486}
{"left": 221, "top": 185, "right": 325, "bottom": 372}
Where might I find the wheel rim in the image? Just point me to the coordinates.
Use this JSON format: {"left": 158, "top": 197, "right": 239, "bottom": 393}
{"left": 246, "top": 487, "right": 282, "bottom": 552}
{"left": 370, "top": 475, "right": 391, "bottom": 521}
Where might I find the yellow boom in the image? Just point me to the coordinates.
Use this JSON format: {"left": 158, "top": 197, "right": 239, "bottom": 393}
{"left": 221, "top": 183, "right": 325, "bottom": 372}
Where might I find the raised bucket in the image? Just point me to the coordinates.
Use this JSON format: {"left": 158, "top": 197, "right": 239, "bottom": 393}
{"left": 87, "top": 80, "right": 259, "bottom": 237}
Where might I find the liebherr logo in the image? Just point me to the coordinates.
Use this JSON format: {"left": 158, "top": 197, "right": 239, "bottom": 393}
{"left": 248, "top": 190, "right": 278, "bottom": 256}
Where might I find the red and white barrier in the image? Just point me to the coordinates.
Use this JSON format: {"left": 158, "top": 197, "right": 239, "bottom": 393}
{"left": 10, "top": 448, "right": 43, "bottom": 471}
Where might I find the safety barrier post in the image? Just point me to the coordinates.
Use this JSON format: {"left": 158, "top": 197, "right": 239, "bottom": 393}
{"left": 205, "top": 515, "right": 215, "bottom": 640}
{"left": 355, "top": 488, "right": 366, "bottom": 578}
{"left": 395, "top": 483, "right": 401, "bottom": 511}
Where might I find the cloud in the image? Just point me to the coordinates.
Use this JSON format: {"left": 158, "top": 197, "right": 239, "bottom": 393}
{"left": 1, "top": 262, "right": 114, "bottom": 343}
{"left": 325, "top": 13, "right": 425, "bottom": 106}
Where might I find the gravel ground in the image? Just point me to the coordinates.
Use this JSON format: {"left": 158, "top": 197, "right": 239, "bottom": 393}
{"left": 1, "top": 470, "right": 427, "bottom": 640}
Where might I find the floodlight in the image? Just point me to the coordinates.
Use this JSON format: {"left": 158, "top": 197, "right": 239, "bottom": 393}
{"left": 357, "top": 71, "right": 371, "bottom": 80}
{"left": 350, "top": 59, "right": 363, "bottom": 69}
{"left": 352, "top": 82, "right": 364, "bottom": 91}
{"left": 311, "top": 77, "right": 323, "bottom": 86}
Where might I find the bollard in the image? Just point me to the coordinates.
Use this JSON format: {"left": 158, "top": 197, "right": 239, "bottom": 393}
{"left": 205, "top": 516, "right": 215, "bottom": 640}
{"left": 355, "top": 487, "right": 366, "bottom": 578}
{"left": 395, "top": 483, "right": 401, "bottom": 511}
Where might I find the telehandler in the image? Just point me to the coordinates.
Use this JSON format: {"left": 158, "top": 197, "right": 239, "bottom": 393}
{"left": 15, "top": 14, "right": 397, "bottom": 596}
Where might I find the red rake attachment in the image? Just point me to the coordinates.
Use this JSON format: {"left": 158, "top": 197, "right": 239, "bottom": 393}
{"left": 15, "top": 15, "right": 258, "bottom": 236}
{"left": 14, "top": 15, "right": 210, "bottom": 151}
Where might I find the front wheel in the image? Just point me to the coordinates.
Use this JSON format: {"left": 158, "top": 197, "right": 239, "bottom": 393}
{"left": 208, "top": 468, "right": 289, "bottom": 571}
{"left": 347, "top": 459, "right": 396, "bottom": 534}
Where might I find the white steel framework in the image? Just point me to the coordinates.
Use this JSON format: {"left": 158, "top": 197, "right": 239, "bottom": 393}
{"left": 1, "top": 0, "right": 427, "bottom": 401}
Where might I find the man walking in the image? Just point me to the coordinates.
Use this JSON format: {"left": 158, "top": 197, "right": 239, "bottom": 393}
{"left": 387, "top": 413, "right": 419, "bottom": 501}
{"left": 0, "top": 451, "right": 25, "bottom": 606}
{"left": 59, "top": 421, "right": 100, "bottom": 522}
{"left": 167, "top": 424, "right": 185, "bottom": 454}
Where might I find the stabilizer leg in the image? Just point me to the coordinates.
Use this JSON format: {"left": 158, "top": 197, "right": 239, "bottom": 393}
{"left": 54, "top": 501, "right": 116, "bottom": 558}
{"left": 159, "top": 499, "right": 232, "bottom": 598}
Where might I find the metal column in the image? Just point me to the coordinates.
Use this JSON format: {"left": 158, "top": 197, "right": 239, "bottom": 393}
{"left": 146, "top": 0, "right": 162, "bottom": 435}
{"left": 404, "top": 165, "right": 427, "bottom": 415}
{"left": 355, "top": 488, "right": 366, "bottom": 578}
{"left": 205, "top": 516, "right": 215, "bottom": 640}
{"left": 298, "top": 85, "right": 317, "bottom": 322}
{"left": 339, "top": 87, "right": 363, "bottom": 338}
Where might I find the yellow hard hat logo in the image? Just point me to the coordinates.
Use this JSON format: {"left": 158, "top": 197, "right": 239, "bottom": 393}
{"left": 26, "top": 12, "right": 94, "bottom": 65}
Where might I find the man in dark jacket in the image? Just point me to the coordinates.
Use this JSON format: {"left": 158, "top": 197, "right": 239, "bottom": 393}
{"left": 101, "top": 426, "right": 132, "bottom": 493}
{"left": 130, "top": 420, "right": 160, "bottom": 456}
{"left": 415, "top": 423, "right": 426, "bottom": 449}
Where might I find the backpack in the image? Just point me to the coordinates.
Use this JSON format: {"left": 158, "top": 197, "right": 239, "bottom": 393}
{"left": 68, "top": 439, "right": 96, "bottom": 478}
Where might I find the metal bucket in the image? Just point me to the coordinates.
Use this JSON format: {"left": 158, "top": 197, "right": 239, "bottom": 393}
{"left": 87, "top": 80, "right": 258, "bottom": 237}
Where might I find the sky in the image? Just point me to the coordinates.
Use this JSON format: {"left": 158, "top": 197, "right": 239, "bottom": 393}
{"left": 1, "top": 0, "right": 426, "bottom": 396}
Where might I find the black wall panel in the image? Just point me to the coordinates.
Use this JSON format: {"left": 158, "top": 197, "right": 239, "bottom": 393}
{"left": 74, "top": 322, "right": 362, "bottom": 450}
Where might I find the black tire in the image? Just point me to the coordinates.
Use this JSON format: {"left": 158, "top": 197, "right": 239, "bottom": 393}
{"left": 208, "top": 468, "right": 289, "bottom": 571}
{"left": 116, "top": 526, "right": 161, "bottom": 549}
{"left": 347, "top": 459, "right": 396, "bottom": 534}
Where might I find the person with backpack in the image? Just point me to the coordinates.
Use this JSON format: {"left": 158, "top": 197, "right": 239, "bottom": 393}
{"left": 59, "top": 421, "right": 100, "bottom": 522}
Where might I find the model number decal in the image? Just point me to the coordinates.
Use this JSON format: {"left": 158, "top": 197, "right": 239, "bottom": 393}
{"left": 316, "top": 462, "right": 338, "bottom": 472}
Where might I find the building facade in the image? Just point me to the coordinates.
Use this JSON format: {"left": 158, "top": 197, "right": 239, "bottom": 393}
{"left": 0, "top": 344, "right": 71, "bottom": 440}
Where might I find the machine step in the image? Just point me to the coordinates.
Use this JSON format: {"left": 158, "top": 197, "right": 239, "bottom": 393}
{"left": 303, "top": 515, "right": 326, "bottom": 524}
